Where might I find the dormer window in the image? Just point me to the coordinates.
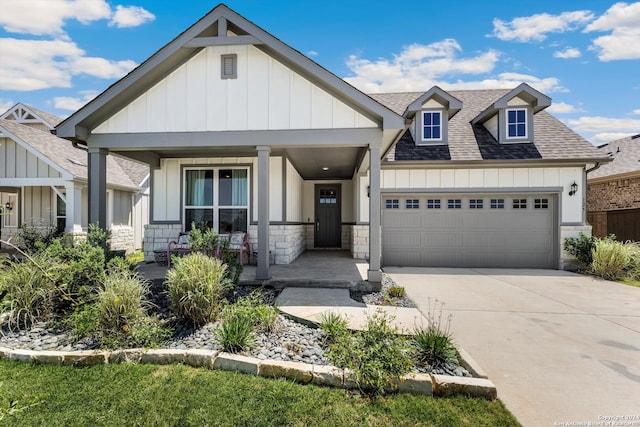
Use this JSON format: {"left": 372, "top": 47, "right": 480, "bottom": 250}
{"left": 507, "top": 108, "right": 527, "bottom": 139}
{"left": 422, "top": 111, "right": 442, "bottom": 141}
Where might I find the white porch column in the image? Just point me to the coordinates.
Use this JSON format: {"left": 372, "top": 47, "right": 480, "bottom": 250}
{"left": 88, "top": 148, "right": 108, "bottom": 227}
{"left": 64, "top": 182, "right": 84, "bottom": 233}
{"left": 256, "top": 145, "right": 271, "bottom": 280}
{"left": 368, "top": 146, "right": 382, "bottom": 283}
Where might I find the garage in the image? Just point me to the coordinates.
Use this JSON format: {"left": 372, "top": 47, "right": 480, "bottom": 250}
{"left": 382, "top": 193, "right": 557, "bottom": 268}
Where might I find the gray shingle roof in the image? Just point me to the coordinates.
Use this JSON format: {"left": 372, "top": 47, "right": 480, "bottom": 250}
{"left": 24, "top": 105, "right": 64, "bottom": 128}
{"left": 589, "top": 134, "right": 640, "bottom": 179}
{"left": 371, "top": 89, "right": 608, "bottom": 162}
{"left": 0, "top": 118, "right": 142, "bottom": 189}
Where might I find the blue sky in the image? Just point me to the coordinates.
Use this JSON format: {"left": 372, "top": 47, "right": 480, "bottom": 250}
{"left": 0, "top": 0, "right": 638, "bottom": 145}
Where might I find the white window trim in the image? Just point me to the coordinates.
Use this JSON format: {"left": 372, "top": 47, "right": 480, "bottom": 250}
{"left": 420, "top": 110, "right": 443, "bottom": 143}
{"left": 506, "top": 107, "right": 528, "bottom": 140}
{"left": 182, "top": 166, "right": 250, "bottom": 232}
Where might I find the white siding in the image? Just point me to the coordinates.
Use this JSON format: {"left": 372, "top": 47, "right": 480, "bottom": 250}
{"left": 0, "top": 138, "right": 59, "bottom": 179}
{"left": 286, "top": 158, "right": 303, "bottom": 222}
{"left": 381, "top": 166, "right": 584, "bottom": 223}
{"left": 94, "top": 45, "right": 377, "bottom": 134}
{"left": 22, "top": 186, "right": 54, "bottom": 225}
{"left": 484, "top": 115, "right": 498, "bottom": 140}
{"left": 507, "top": 95, "right": 527, "bottom": 106}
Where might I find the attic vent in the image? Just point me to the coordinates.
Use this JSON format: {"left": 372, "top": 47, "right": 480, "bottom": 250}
{"left": 68, "top": 158, "right": 87, "bottom": 166}
{"left": 221, "top": 54, "right": 237, "bottom": 79}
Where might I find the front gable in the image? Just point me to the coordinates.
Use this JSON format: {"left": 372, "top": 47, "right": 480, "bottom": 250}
{"left": 93, "top": 43, "right": 377, "bottom": 134}
{"left": 57, "top": 4, "right": 403, "bottom": 141}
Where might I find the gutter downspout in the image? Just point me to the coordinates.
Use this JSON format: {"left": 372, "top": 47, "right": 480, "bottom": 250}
{"left": 583, "top": 162, "right": 601, "bottom": 227}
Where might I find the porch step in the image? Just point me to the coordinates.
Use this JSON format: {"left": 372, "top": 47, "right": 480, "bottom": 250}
{"left": 239, "top": 278, "right": 379, "bottom": 292}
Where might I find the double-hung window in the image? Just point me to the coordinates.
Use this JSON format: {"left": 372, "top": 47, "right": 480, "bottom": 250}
{"left": 422, "top": 111, "right": 442, "bottom": 141}
{"left": 507, "top": 108, "right": 527, "bottom": 139}
{"left": 184, "top": 168, "right": 249, "bottom": 233}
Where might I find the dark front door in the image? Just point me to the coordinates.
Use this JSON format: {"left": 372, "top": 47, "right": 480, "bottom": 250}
{"left": 315, "top": 184, "right": 341, "bottom": 247}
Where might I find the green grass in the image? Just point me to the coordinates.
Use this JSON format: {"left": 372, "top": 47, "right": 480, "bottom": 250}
{"left": 618, "top": 277, "right": 640, "bottom": 288}
{"left": 0, "top": 360, "right": 520, "bottom": 426}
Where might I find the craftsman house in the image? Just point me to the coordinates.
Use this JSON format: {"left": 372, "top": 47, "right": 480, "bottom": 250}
{"left": 55, "top": 4, "right": 608, "bottom": 281}
{"left": 0, "top": 103, "right": 149, "bottom": 252}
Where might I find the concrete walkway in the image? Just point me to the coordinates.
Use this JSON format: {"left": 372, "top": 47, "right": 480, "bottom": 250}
{"left": 276, "top": 287, "right": 428, "bottom": 333}
{"left": 386, "top": 267, "right": 640, "bottom": 427}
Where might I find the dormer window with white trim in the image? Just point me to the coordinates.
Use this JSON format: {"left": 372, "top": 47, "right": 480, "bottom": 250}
{"left": 507, "top": 108, "right": 527, "bottom": 139}
{"left": 422, "top": 111, "right": 442, "bottom": 142}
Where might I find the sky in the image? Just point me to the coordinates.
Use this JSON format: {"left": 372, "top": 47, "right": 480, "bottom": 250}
{"left": 0, "top": 0, "right": 639, "bottom": 146}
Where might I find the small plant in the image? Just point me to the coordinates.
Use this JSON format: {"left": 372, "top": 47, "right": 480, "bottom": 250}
{"left": 166, "top": 253, "right": 232, "bottom": 326}
{"left": 387, "top": 286, "right": 405, "bottom": 298}
{"left": 228, "top": 293, "right": 279, "bottom": 332}
{"left": 591, "top": 238, "right": 634, "bottom": 280}
{"left": 325, "top": 310, "right": 413, "bottom": 396}
{"left": 216, "top": 305, "right": 255, "bottom": 352}
{"left": 14, "top": 221, "right": 62, "bottom": 254}
{"left": 412, "top": 298, "right": 456, "bottom": 368}
{"left": 0, "top": 253, "right": 58, "bottom": 330}
{"left": 96, "top": 269, "right": 148, "bottom": 333}
{"left": 318, "top": 311, "right": 349, "bottom": 344}
{"left": 563, "top": 233, "right": 597, "bottom": 266}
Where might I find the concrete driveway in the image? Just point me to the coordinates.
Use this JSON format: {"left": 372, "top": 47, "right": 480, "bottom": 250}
{"left": 385, "top": 268, "right": 640, "bottom": 427}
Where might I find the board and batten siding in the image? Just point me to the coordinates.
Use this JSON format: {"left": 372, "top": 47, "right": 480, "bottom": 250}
{"left": 0, "top": 138, "right": 60, "bottom": 179}
{"left": 285, "top": 158, "right": 303, "bottom": 223}
{"left": 380, "top": 166, "right": 584, "bottom": 223}
{"left": 151, "top": 156, "right": 286, "bottom": 223}
{"left": 22, "top": 186, "right": 54, "bottom": 225}
{"left": 93, "top": 44, "right": 377, "bottom": 134}
{"left": 111, "top": 189, "right": 132, "bottom": 226}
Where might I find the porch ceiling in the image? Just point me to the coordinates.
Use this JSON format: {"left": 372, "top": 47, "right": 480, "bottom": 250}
{"left": 112, "top": 145, "right": 365, "bottom": 180}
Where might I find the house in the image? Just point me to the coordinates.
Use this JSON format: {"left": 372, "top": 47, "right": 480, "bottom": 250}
{"left": 0, "top": 103, "right": 149, "bottom": 252}
{"left": 587, "top": 134, "right": 640, "bottom": 241}
{"left": 55, "top": 4, "right": 608, "bottom": 281}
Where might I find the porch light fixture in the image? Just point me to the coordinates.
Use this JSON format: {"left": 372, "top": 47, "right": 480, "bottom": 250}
{"left": 322, "top": 167, "right": 329, "bottom": 171}
{"left": 568, "top": 181, "right": 578, "bottom": 196}
{"left": 4, "top": 201, "right": 13, "bottom": 211}
{"left": 367, "top": 186, "right": 370, "bottom": 198}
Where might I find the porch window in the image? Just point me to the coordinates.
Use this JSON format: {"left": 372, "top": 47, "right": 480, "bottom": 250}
{"left": 184, "top": 168, "right": 248, "bottom": 233}
{"left": 56, "top": 194, "right": 66, "bottom": 233}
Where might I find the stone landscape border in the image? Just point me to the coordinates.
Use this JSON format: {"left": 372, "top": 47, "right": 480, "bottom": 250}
{"left": 0, "top": 346, "right": 496, "bottom": 399}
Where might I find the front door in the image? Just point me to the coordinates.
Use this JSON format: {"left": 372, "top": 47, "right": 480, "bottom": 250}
{"left": 315, "top": 184, "right": 341, "bottom": 248}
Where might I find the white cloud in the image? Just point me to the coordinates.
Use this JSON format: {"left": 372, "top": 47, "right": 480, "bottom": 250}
{"left": 567, "top": 116, "right": 640, "bottom": 133}
{"left": 547, "top": 102, "right": 582, "bottom": 114}
{"left": 553, "top": 48, "right": 582, "bottom": 59}
{"left": 109, "top": 5, "right": 155, "bottom": 28}
{"left": 306, "top": 50, "right": 318, "bottom": 57}
{"left": 53, "top": 90, "right": 99, "bottom": 111}
{"left": 344, "top": 39, "right": 504, "bottom": 93}
{"left": 633, "top": 109, "right": 640, "bottom": 115}
{"left": 584, "top": 2, "right": 640, "bottom": 60}
{"left": 0, "top": 38, "right": 137, "bottom": 91}
{"left": 0, "top": 0, "right": 111, "bottom": 36}
{"left": 589, "top": 132, "right": 638, "bottom": 145}
{"left": 491, "top": 11, "right": 594, "bottom": 42}
{"left": 0, "top": 98, "right": 16, "bottom": 114}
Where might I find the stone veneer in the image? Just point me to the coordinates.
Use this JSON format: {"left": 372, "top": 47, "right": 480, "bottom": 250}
{"left": 560, "top": 224, "right": 592, "bottom": 270}
{"left": 350, "top": 225, "right": 369, "bottom": 260}
{"left": 110, "top": 225, "right": 135, "bottom": 253}
{"left": 144, "top": 223, "right": 183, "bottom": 262}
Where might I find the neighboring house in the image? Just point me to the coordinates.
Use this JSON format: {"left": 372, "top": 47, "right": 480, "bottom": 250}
{"left": 0, "top": 103, "right": 150, "bottom": 252}
{"left": 55, "top": 4, "right": 608, "bottom": 281}
{"left": 587, "top": 134, "right": 640, "bottom": 241}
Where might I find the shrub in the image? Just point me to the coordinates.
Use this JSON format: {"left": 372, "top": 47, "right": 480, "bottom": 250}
{"left": 591, "top": 239, "right": 635, "bottom": 280}
{"left": 318, "top": 311, "right": 349, "bottom": 344}
{"left": 411, "top": 299, "right": 456, "bottom": 368}
{"left": 215, "top": 305, "right": 256, "bottom": 353}
{"left": 325, "top": 310, "right": 413, "bottom": 396}
{"left": 563, "top": 233, "right": 597, "bottom": 266}
{"left": 0, "top": 253, "right": 58, "bottom": 330}
{"left": 187, "top": 223, "right": 219, "bottom": 257}
{"left": 166, "top": 253, "right": 232, "bottom": 326}
{"left": 14, "top": 222, "right": 62, "bottom": 254}
{"left": 387, "top": 286, "right": 406, "bottom": 298}
{"left": 228, "top": 293, "right": 279, "bottom": 332}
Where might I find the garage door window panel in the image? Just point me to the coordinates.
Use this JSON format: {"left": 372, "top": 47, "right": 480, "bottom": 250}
{"left": 513, "top": 198, "right": 527, "bottom": 209}
{"left": 406, "top": 199, "right": 420, "bottom": 209}
{"left": 470, "top": 199, "right": 484, "bottom": 209}
{"left": 427, "top": 199, "right": 441, "bottom": 209}
{"left": 385, "top": 199, "right": 399, "bottom": 209}
{"left": 534, "top": 198, "right": 549, "bottom": 209}
{"left": 448, "top": 199, "right": 462, "bottom": 209}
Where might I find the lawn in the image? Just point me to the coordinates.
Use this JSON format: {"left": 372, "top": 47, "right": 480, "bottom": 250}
{"left": 618, "top": 277, "right": 640, "bottom": 288}
{"left": 0, "top": 360, "right": 520, "bottom": 427}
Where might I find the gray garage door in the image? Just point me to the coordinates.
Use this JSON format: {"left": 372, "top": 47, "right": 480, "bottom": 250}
{"left": 382, "top": 194, "right": 557, "bottom": 268}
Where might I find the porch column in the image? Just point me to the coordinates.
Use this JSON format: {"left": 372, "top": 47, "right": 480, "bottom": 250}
{"left": 64, "top": 182, "right": 83, "bottom": 233}
{"left": 88, "top": 148, "right": 108, "bottom": 228}
{"left": 368, "top": 146, "right": 382, "bottom": 283}
{"left": 256, "top": 145, "right": 271, "bottom": 280}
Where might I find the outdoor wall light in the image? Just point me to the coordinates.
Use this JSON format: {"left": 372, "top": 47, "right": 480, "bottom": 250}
{"left": 568, "top": 181, "right": 578, "bottom": 196}
{"left": 4, "top": 201, "right": 13, "bottom": 211}
{"left": 367, "top": 185, "right": 370, "bottom": 198}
